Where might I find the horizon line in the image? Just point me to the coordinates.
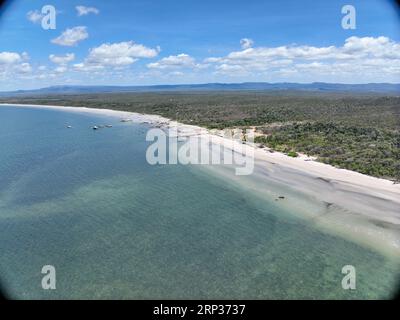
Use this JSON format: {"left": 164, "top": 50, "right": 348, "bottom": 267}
{"left": 2, "top": 81, "right": 400, "bottom": 94}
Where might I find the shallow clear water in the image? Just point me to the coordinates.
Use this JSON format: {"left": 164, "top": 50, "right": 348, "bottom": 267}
{"left": 0, "top": 106, "right": 399, "bottom": 299}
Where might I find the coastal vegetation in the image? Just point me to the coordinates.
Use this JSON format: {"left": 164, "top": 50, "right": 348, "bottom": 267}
{"left": 255, "top": 122, "right": 400, "bottom": 180}
{"left": 1, "top": 91, "right": 399, "bottom": 181}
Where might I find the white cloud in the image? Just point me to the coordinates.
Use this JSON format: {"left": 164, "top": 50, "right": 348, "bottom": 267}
{"left": 0, "top": 52, "right": 21, "bottom": 64}
{"left": 21, "top": 52, "right": 30, "bottom": 60}
{"left": 216, "top": 64, "right": 246, "bottom": 73}
{"left": 73, "top": 63, "right": 104, "bottom": 72}
{"left": 49, "top": 53, "right": 75, "bottom": 65}
{"left": 147, "top": 53, "right": 202, "bottom": 70}
{"left": 26, "top": 10, "right": 43, "bottom": 24}
{"left": 342, "top": 36, "right": 400, "bottom": 59}
{"left": 54, "top": 66, "right": 67, "bottom": 73}
{"left": 206, "top": 36, "right": 400, "bottom": 81}
{"left": 76, "top": 6, "right": 99, "bottom": 16}
{"left": 51, "top": 26, "right": 89, "bottom": 46}
{"left": 3, "top": 36, "right": 400, "bottom": 88}
{"left": 0, "top": 51, "right": 33, "bottom": 77}
{"left": 240, "top": 38, "right": 254, "bottom": 49}
{"left": 15, "top": 63, "right": 32, "bottom": 74}
{"left": 169, "top": 71, "right": 184, "bottom": 76}
{"left": 75, "top": 41, "right": 159, "bottom": 70}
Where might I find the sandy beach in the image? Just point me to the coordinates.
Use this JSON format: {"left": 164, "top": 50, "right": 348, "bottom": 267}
{"left": 2, "top": 103, "right": 400, "bottom": 258}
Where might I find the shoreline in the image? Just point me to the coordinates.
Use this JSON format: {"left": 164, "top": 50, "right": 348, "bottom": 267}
{"left": 2, "top": 102, "right": 398, "bottom": 189}
{"left": 2, "top": 102, "right": 400, "bottom": 257}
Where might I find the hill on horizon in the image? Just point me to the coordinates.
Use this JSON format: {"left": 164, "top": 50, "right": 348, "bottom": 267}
{"left": 1, "top": 82, "right": 400, "bottom": 96}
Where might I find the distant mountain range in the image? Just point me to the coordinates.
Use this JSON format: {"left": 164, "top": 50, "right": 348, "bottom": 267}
{"left": 1, "top": 82, "right": 400, "bottom": 96}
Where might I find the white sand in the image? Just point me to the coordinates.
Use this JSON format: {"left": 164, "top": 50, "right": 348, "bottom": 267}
{"left": 2, "top": 103, "right": 400, "bottom": 258}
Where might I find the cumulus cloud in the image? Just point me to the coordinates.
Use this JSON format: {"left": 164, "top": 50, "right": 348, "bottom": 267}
{"left": 14, "top": 63, "right": 32, "bottom": 74}
{"left": 240, "top": 38, "right": 254, "bottom": 49}
{"left": 76, "top": 6, "right": 99, "bottom": 16}
{"left": 0, "top": 51, "right": 32, "bottom": 79}
{"left": 54, "top": 66, "right": 68, "bottom": 73}
{"left": 26, "top": 10, "right": 43, "bottom": 24}
{"left": 72, "top": 63, "right": 104, "bottom": 72}
{"left": 4, "top": 36, "right": 400, "bottom": 86}
{"left": 216, "top": 64, "right": 246, "bottom": 74}
{"left": 0, "top": 52, "right": 22, "bottom": 64}
{"left": 51, "top": 26, "right": 88, "bottom": 46}
{"left": 49, "top": 53, "right": 75, "bottom": 65}
{"left": 147, "top": 53, "right": 205, "bottom": 70}
{"left": 342, "top": 36, "right": 400, "bottom": 59}
{"left": 206, "top": 36, "right": 400, "bottom": 81}
{"left": 21, "top": 52, "right": 30, "bottom": 60}
{"left": 74, "top": 41, "right": 159, "bottom": 70}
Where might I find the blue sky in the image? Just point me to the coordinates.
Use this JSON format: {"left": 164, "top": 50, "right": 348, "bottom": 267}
{"left": 0, "top": 0, "right": 399, "bottom": 90}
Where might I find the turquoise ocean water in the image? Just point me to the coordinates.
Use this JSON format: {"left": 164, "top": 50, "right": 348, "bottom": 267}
{"left": 0, "top": 105, "right": 399, "bottom": 299}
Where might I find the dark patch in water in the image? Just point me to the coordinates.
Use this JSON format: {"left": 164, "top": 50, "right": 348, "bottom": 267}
{"left": 315, "top": 177, "right": 332, "bottom": 184}
{"left": 369, "top": 219, "right": 400, "bottom": 231}
{"left": 324, "top": 201, "right": 334, "bottom": 209}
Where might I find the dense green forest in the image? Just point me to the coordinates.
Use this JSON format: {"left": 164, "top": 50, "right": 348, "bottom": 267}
{"left": 255, "top": 122, "right": 400, "bottom": 180}
{"left": 1, "top": 91, "right": 399, "bottom": 181}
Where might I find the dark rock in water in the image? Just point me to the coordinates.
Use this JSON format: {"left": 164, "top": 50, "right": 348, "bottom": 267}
{"left": 324, "top": 201, "right": 334, "bottom": 208}
{"left": 278, "top": 196, "right": 285, "bottom": 199}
